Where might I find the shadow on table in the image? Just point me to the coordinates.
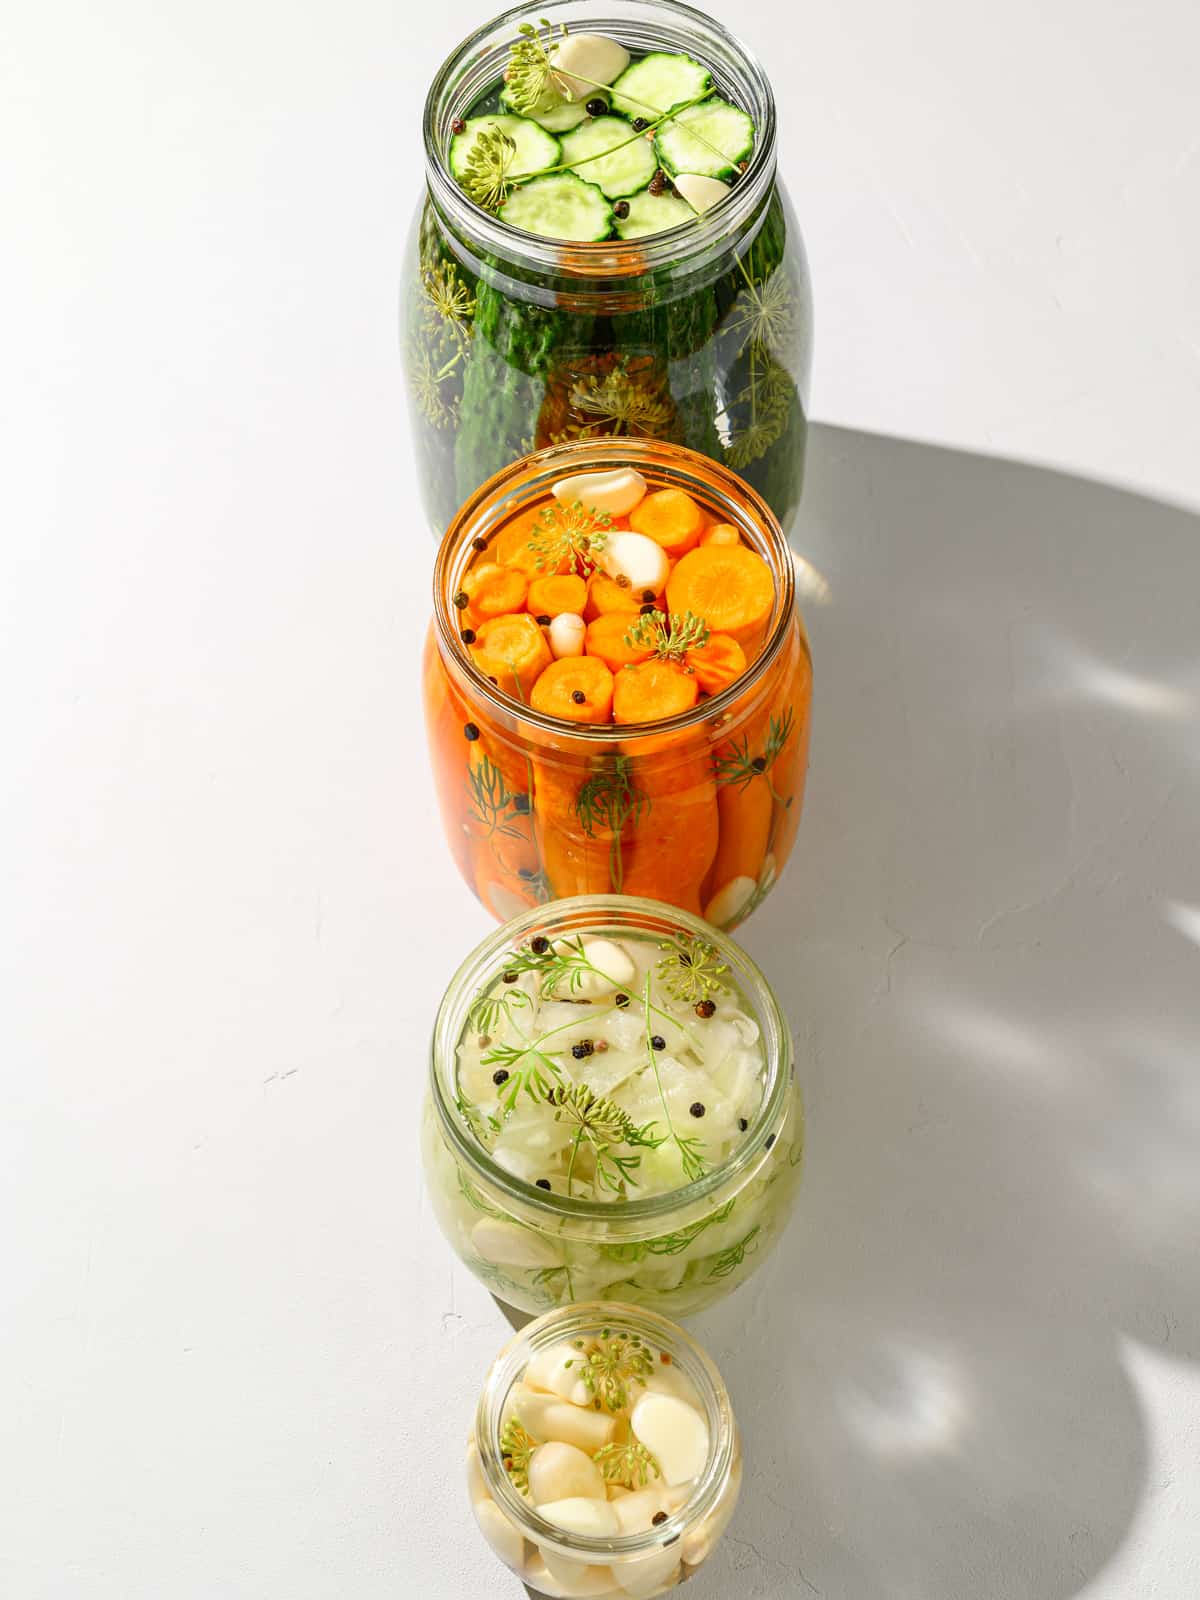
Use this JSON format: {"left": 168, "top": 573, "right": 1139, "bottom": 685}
{"left": 691, "top": 427, "right": 1200, "bottom": 1600}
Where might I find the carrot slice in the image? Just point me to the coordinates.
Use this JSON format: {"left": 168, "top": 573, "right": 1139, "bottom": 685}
{"left": 463, "top": 562, "right": 528, "bottom": 622}
{"left": 612, "top": 659, "right": 700, "bottom": 724}
{"left": 585, "top": 613, "right": 653, "bottom": 673}
{"left": 685, "top": 632, "right": 746, "bottom": 695}
{"left": 530, "top": 656, "right": 615, "bottom": 723}
{"left": 470, "top": 612, "right": 552, "bottom": 698}
{"left": 666, "top": 545, "right": 775, "bottom": 650}
{"left": 493, "top": 509, "right": 568, "bottom": 576}
{"left": 708, "top": 774, "right": 773, "bottom": 897}
{"left": 699, "top": 522, "right": 741, "bottom": 548}
{"left": 527, "top": 573, "right": 587, "bottom": 619}
{"left": 586, "top": 571, "right": 643, "bottom": 619}
{"left": 629, "top": 489, "right": 703, "bottom": 557}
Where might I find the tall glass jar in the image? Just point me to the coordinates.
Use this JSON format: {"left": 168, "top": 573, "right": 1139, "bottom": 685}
{"left": 423, "top": 437, "right": 813, "bottom": 931}
{"left": 467, "top": 1302, "right": 743, "bottom": 1597}
{"left": 423, "top": 895, "right": 803, "bottom": 1317}
{"left": 403, "top": 0, "right": 813, "bottom": 536}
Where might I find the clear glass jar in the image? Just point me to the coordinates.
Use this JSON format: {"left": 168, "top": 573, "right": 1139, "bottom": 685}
{"left": 467, "top": 1301, "right": 743, "bottom": 1597}
{"left": 423, "top": 895, "right": 803, "bottom": 1317}
{"left": 403, "top": 0, "right": 813, "bottom": 537}
{"left": 423, "top": 436, "right": 813, "bottom": 931}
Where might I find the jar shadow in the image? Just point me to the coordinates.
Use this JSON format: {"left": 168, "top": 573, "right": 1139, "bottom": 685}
{"left": 691, "top": 426, "right": 1200, "bottom": 1599}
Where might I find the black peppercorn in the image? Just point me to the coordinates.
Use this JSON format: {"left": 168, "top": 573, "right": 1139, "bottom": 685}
{"left": 487, "top": 676, "right": 499, "bottom": 686}
{"left": 632, "top": 117, "right": 648, "bottom": 132}
{"left": 695, "top": 999, "right": 716, "bottom": 1019}
{"left": 738, "top": 1117, "right": 749, "bottom": 1132}
{"left": 451, "top": 117, "right": 466, "bottom": 135}
{"left": 751, "top": 755, "right": 767, "bottom": 772}
{"left": 613, "top": 200, "right": 629, "bottom": 219}
{"left": 460, "top": 627, "right": 476, "bottom": 644}
{"left": 518, "top": 866, "right": 535, "bottom": 879}
{"left": 766, "top": 1133, "right": 777, "bottom": 1150}
{"left": 531, "top": 935, "right": 550, "bottom": 954}
{"left": 571, "top": 689, "right": 586, "bottom": 704}
{"left": 652, "top": 1511, "right": 668, "bottom": 1526}
{"left": 614, "top": 993, "right": 629, "bottom": 1008}
{"left": 502, "top": 970, "right": 518, "bottom": 984}
{"left": 453, "top": 591, "right": 469, "bottom": 609}
{"left": 536, "top": 1178, "right": 552, "bottom": 1190}
{"left": 648, "top": 168, "right": 666, "bottom": 196}
{"left": 689, "top": 1101, "right": 706, "bottom": 1118}
{"left": 571, "top": 1040, "right": 594, "bottom": 1059}
{"left": 492, "top": 1068, "right": 509, "bottom": 1086}
{"left": 536, "top": 613, "right": 552, "bottom": 626}
{"left": 641, "top": 589, "right": 656, "bottom": 602}
{"left": 640, "top": 601, "right": 656, "bottom": 614}
{"left": 513, "top": 794, "right": 531, "bottom": 814}
{"left": 615, "top": 574, "right": 631, "bottom": 588}
{"left": 463, "top": 722, "right": 480, "bottom": 741}
{"left": 471, "top": 535, "right": 488, "bottom": 551}
{"left": 586, "top": 97, "right": 608, "bottom": 116}
{"left": 650, "top": 1034, "right": 666, "bottom": 1051}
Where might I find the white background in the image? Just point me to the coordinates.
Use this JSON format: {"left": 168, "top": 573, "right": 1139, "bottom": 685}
{"left": 3, "top": 1, "right": 1200, "bottom": 1597}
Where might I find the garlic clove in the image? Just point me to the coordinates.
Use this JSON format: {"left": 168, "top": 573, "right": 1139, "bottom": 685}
{"left": 549, "top": 612, "right": 587, "bottom": 659}
{"left": 528, "top": 1440, "right": 607, "bottom": 1505}
{"left": 510, "top": 1384, "right": 618, "bottom": 1453}
{"left": 472, "top": 1495, "right": 526, "bottom": 1570}
{"left": 674, "top": 173, "right": 732, "bottom": 215}
{"left": 471, "top": 1216, "right": 562, "bottom": 1269}
{"left": 552, "top": 467, "right": 648, "bottom": 518}
{"left": 552, "top": 34, "right": 630, "bottom": 101}
{"left": 701, "top": 874, "right": 757, "bottom": 929}
{"left": 600, "top": 531, "right": 670, "bottom": 595}
{"left": 538, "top": 1496, "right": 621, "bottom": 1536}
{"left": 630, "top": 1393, "right": 710, "bottom": 1486}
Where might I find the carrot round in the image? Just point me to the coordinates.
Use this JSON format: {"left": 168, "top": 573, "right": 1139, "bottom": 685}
{"left": 470, "top": 612, "right": 552, "bottom": 698}
{"left": 463, "top": 562, "right": 527, "bottom": 622}
{"left": 666, "top": 545, "right": 775, "bottom": 650}
{"left": 612, "top": 659, "right": 700, "bottom": 724}
{"left": 629, "top": 488, "right": 703, "bottom": 557}
{"left": 527, "top": 573, "right": 587, "bottom": 619}
{"left": 494, "top": 509, "right": 568, "bottom": 576}
{"left": 700, "top": 522, "right": 741, "bottom": 548}
{"left": 586, "top": 571, "right": 643, "bottom": 620}
{"left": 530, "top": 656, "right": 615, "bottom": 723}
{"left": 684, "top": 632, "right": 746, "bottom": 696}
{"left": 585, "top": 613, "right": 653, "bottom": 673}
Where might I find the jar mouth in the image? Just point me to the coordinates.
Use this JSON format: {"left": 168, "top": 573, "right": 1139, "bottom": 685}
{"left": 422, "top": 0, "right": 777, "bottom": 276}
{"left": 475, "top": 1300, "right": 736, "bottom": 1555}
{"left": 432, "top": 437, "right": 799, "bottom": 745}
{"left": 429, "top": 894, "right": 794, "bottom": 1229}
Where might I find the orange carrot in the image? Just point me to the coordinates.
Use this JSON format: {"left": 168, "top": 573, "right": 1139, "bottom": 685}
{"left": 462, "top": 562, "right": 528, "bottom": 622}
{"left": 629, "top": 488, "right": 703, "bottom": 557}
{"left": 494, "top": 509, "right": 568, "bottom": 576}
{"left": 612, "top": 659, "right": 700, "bottom": 724}
{"left": 684, "top": 632, "right": 746, "bottom": 695}
{"left": 470, "top": 612, "right": 552, "bottom": 698}
{"left": 699, "top": 522, "right": 741, "bottom": 548}
{"left": 530, "top": 656, "right": 615, "bottom": 723}
{"left": 666, "top": 545, "right": 775, "bottom": 650}
{"left": 527, "top": 573, "right": 587, "bottom": 619}
{"left": 708, "top": 776, "right": 773, "bottom": 899}
{"left": 585, "top": 613, "right": 653, "bottom": 673}
{"left": 586, "top": 571, "right": 643, "bottom": 619}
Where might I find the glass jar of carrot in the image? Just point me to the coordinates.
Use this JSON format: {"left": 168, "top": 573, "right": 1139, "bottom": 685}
{"left": 424, "top": 438, "right": 812, "bottom": 930}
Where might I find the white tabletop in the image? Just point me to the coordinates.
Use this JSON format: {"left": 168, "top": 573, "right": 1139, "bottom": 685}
{"left": 4, "top": 2, "right": 1199, "bottom": 1597}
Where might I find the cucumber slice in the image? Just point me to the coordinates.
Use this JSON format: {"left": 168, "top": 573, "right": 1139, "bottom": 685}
{"left": 613, "top": 189, "right": 695, "bottom": 239}
{"left": 559, "top": 115, "right": 658, "bottom": 199}
{"left": 499, "top": 173, "right": 614, "bottom": 242}
{"left": 449, "top": 114, "right": 560, "bottom": 183}
{"left": 609, "top": 52, "right": 711, "bottom": 119}
{"left": 499, "top": 85, "right": 601, "bottom": 133}
{"left": 656, "top": 97, "right": 755, "bottom": 180}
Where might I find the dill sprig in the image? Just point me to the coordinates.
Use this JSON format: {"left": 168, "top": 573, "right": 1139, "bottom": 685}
{"left": 460, "top": 124, "right": 517, "bottom": 212}
{"left": 565, "top": 1331, "right": 654, "bottom": 1412}
{"left": 467, "top": 753, "right": 528, "bottom": 841}
{"left": 527, "top": 498, "right": 611, "bottom": 574}
{"left": 548, "top": 1082, "right": 666, "bottom": 1196}
{"left": 575, "top": 756, "right": 650, "bottom": 894}
{"left": 654, "top": 933, "right": 729, "bottom": 1003}
{"left": 713, "top": 707, "right": 796, "bottom": 796}
{"left": 483, "top": 1038, "right": 564, "bottom": 1110}
{"left": 499, "top": 1417, "right": 536, "bottom": 1493}
{"left": 503, "top": 17, "right": 568, "bottom": 115}
{"left": 707, "top": 1223, "right": 761, "bottom": 1280}
{"left": 569, "top": 369, "right": 676, "bottom": 440}
{"left": 593, "top": 1439, "right": 661, "bottom": 1488}
{"left": 467, "top": 983, "right": 533, "bottom": 1039}
{"left": 624, "top": 608, "right": 710, "bottom": 663}
{"left": 643, "top": 972, "right": 707, "bottom": 1183}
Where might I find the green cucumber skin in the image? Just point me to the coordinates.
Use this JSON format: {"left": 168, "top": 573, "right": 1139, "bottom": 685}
{"left": 404, "top": 185, "right": 812, "bottom": 537}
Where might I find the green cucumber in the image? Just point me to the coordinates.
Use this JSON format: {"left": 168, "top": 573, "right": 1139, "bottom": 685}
{"left": 656, "top": 97, "right": 755, "bottom": 180}
{"left": 613, "top": 188, "right": 695, "bottom": 239}
{"left": 499, "top": 172, "right": 614, "bottom": 241}
{"left": 609, "top": 52, "right": 711, "bottom": 118}
{"left": 499, "top": 85, "right": 601, "bottom": 132}
{"left": 449, "top": 114, "right": 560, "bottom": 182}
{"left": 559, "top": 115, "right": 658, "bottom": 199}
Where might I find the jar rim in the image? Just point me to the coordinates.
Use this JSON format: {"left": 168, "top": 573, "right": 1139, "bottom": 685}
{"left": 429, "top": 893, "right": 795, "bottom": 1227}
{"left": 432, "top": 436, "right": 800, "bottom": 744}
{"left": 474, "top": 1300, "right": 737, "bottom": 1556}
{"left": 422, "top": 0, "right": 777, "bottom": 277}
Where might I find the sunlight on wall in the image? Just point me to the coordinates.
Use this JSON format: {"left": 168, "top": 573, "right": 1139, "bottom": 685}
{"left": 838, "top": 1345, "right": 968, "bottom": 1458}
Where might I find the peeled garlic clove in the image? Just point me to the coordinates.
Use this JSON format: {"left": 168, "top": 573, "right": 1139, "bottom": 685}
{"left": 630, "top": 1394, "right": 710, "bottom": 1486}
{"left": 600, "top": 531, "right": 669, "bottom": 595}
{"left": 563, "top": 936, "right": 637, "bottom": 999}
{"left": 534, "top": 1549, "right": 618, "bottom": 1597}
{"left": 473, "top": 1496, "right": 526, "bottom": 1570}
{"left": 612, "top": 1486, "right": 672, "bottom": 1534}
{"left": 674, "top": 173, "right": 732, "bottom": 215}
{"left": 641, "top": 1365, "right": 703, "bottom": 1410}
{"left": 549, "top": 612, "right": 586, "bottom": 659}
{"left": 471, "top": 1216, "right": 562, "bottom": 1269}
{"left": 510, "top": 1384, "right": 618, "bottom": 1453}
{"left": 702, "top": 875, "right": 757, "bottom": 929}
{"left": 539, "top": 1497, "right": 621, "bottom": 1537}
{"left": 613, "top": 1545, "right": 682, "bottom": 1597}
{"left": 528, "top": 1440, "right": 607, "bottom": 1505}
{"left": 526, "top": 1340, "right": 590, "bottom": 1403}
{"left": 553, "top": 467, "right": 647, "bottom": 518}
{"left": 552, "top": 33, "right": 630, "bottom": 100}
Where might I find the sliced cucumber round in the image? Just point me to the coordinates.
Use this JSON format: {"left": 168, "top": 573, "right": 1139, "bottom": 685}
{"left": 609, "top": 51, "right": 711, "bottom": 119}
{"left": 656, "top": 97, "right": 755, "bottom": 180}
{"left": 449, "top": 114, "right": 560, "bottom": 183}
{"left": 499, "top": 85, "right": 601, "bottom": 133}
{"left": 499, "top": 172, "right": 614, "bottom": 242}
{"left": 559, "top": 115, "right": 658, "bottom": 199}
{"left": 613, "top": 188, "right": 695, "bottom": 239}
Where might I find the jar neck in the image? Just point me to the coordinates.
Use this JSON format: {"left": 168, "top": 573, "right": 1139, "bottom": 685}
{"left": 429, "top": 894, "right": 794, "bottom": 1240}
{"left": 423, "top": 0, "right": 777, "bottom": 287}
{"left": 475, "top": 1300, "right": 736, "bottom": 1555}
